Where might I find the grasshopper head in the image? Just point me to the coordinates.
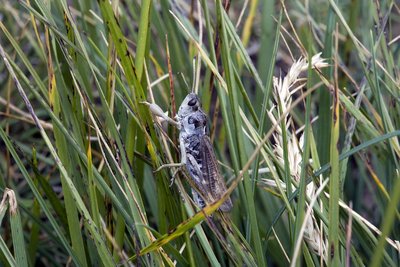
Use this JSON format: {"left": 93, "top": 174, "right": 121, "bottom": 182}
{"left": 177, "top": 93, "right": 201, "bottom": 118}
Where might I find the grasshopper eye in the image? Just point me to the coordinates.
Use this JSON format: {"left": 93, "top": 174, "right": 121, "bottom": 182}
{"left": 187, "top": 98, "right": 197, "bottom": 106}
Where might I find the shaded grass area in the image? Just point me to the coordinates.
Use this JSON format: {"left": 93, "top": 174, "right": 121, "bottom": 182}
{"left": 0, "top": 0, "right": 399, "bottom": 266}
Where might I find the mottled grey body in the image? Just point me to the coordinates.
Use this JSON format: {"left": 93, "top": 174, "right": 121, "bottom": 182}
{"left": 177, "top": 93, "right": 233, "bottom": 212}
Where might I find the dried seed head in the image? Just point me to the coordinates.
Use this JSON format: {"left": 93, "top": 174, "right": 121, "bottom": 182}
{"left": 268, "top": 53, "right": 328, "bottom": 258}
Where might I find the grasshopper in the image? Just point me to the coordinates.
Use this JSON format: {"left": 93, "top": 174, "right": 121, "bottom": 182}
{"left": 144, "top": 93, "right": 233, "bottom": 212}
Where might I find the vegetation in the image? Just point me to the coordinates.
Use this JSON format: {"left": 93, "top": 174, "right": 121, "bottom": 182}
{"left": 0, "top": 0, "right": 399, "bottom": 266}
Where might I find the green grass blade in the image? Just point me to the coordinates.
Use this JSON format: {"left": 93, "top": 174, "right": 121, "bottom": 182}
{"left": 216, "top": 1, "right": 265, "bottom": 265}
{"left": 370, "top": 173, "right": 400, "bottom": 267}
{"left": 328, "top": 30, "right": 341, "bottom": 266}
{"left": 0, "top": 41, "right": 115, "bottom": 266}
{"left": 8, "top": 192, "right": 28, "bottom": 267}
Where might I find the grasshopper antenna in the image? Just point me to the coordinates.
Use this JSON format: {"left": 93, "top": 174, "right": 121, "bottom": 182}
{"left": 191, "top": 57, "right": 196, "bottom": 94}
{"left": 192, "top": 56, "right": 201, "bottom": 94}
{"left": 178, "top": 72, "right": 190, "bottom": 93}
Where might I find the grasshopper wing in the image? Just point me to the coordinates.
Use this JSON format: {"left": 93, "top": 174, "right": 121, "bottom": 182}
{"left": 200, "top": 135, "right": 233, "bottom": 212}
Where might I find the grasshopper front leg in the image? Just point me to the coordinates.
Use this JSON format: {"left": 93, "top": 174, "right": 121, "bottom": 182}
{"left": 142, "top": 101, "right": 185, "bottom": 184}
{"left": 141, "top": 101, "right": 180, "bottom": 128}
